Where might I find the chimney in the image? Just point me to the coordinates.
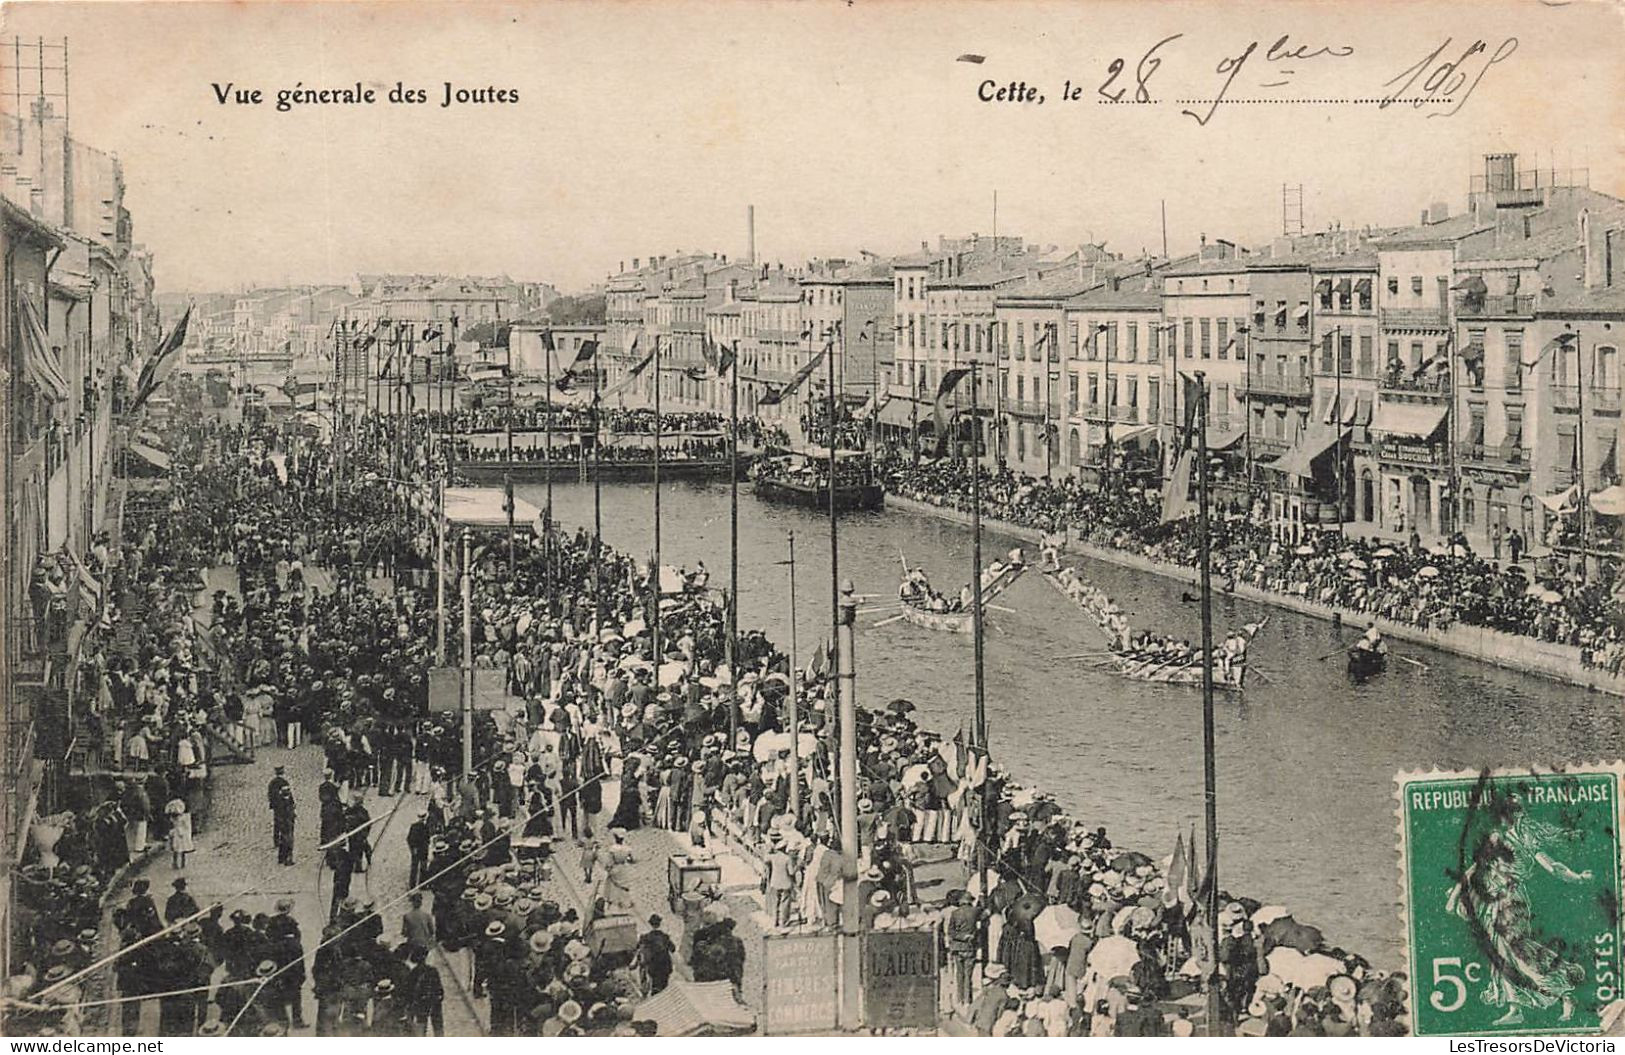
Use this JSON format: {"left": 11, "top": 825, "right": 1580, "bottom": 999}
{"left": 1421, "top": 209, "right": 1430, "bottom": 226}
{"left": 1429, "top": 202, "right": 1449, "bottom": 223}
{"left": 1582, "top": 211, "right": 1607, "bottom": 290}
{"left": 725, "top": 278, "right": 738, "bottom": 303}
{"left": 633, "top": 258, "right": 640, "bottom": 269}
{"left": 921, "top": 241, "right": 929, "bottom": 253}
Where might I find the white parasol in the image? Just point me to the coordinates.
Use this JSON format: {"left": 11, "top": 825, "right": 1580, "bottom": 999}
{"left": 1265, "top": 947, "right": 1346, "bottom": 991}
{"left": 1034, "top": 903, "right": 1080, "bottom": 951}
{"left": 1417, "top": 566, "right": 1440, "bottom": 579}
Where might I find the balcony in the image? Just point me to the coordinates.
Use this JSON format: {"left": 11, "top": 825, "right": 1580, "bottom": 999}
{"left": 1378, "top": 373, "right": 1452, "bottom": 398}
{"left": 1005, "top": 398, "right": 1048, "bottom": 419}
{"left": 1459, "top": 442, "right": 1530, "bottom": 472}
{"left": 1457, "top": 294, "right": 1534, "bottom": 319}
{"left": 1240, "top": 373, "right": 1314, "bottom": 399}
{"left": 1380, "top": 307, "right": 1450, "bottom": 331}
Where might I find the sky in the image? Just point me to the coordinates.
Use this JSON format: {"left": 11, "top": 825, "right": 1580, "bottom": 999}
{"left": 3, "top": 0, "right": 1622, "bottom": 295}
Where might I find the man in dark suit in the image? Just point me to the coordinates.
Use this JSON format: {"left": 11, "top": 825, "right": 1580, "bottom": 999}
{"left": 268, "top": 765, "right": 297, "bottom": 865}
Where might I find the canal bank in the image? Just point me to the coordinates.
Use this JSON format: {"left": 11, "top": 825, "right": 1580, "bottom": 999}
{"left": 884, "top": 493, "right": 1623, "bottom": 698}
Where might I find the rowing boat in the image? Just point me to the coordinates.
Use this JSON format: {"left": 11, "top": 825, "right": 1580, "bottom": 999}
{"left": 1041, "top": 568, "right": 1266, "bottom": 690}
{"left": 1346, "top": 646, "right": 1387, "bottom": 683}
{"left": 898, "top": 560, "right": 1028, "bottom": 634}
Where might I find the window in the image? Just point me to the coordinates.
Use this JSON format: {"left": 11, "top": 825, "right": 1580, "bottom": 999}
{"left": 1215, "top": 383, "right": 1229, "bottom": 415}
{"left": 1297, "top": 301, "right": 1310, "bottom": 331}
{"left": 1015, "top": 325, "right": 1026, "bottom": 360}
{"left": 1087, "top": 373, "right": 1099, "bottom": 405}
{"left": 1386, "top": 340, "right": 1400, "bottom": 371}
{"left": 1047, "top": 324, "right": 1060, "bottom": 362}
{"left": 1598, "top": 345, "right": 1618, "bottom": 390}
{"left": 1358, "top": 335, "right": 1373, "bottom": 378}
{"left": 1504, "top": 408, "right": 1524, "bottom": 453}
{"left": 1107, "top": 376, "right": 1118, "bottom": 408}
{"left": 1148, "top": 323, "right": 1161, "bottom": 362}
{"left": 1068, "top": 374, "right": 1079, "bottom": 414}
{"left": 1387, "top": 277, "right": 1399, "bottom": 297}
{"left": 1409, "top": 341, "right": 1424, "bottom": 371}
{"left": 1339, "top": 334, "right": 1354, "bottom": 376}
{"left": 1105, "top": 323, "right": 1118, "bottom": 361}
{"left": 1126, "top": 323, "right": 1139, "bottom": 362}
{"left": 1183, "top": 319, "right": 1194, "bottom": 359}
{"left": 1067, "top": 319, "right": 1079, "bottom": 356}
{"left": 1463, "top": 486, "right": 1475, "bottom": 526}
{"left": 1557, "top": 425, "right": 1577, "bottom": 472}
{"left": 1200, "top": 318, "right": 1212, "bottom": 359}
{"left": 1148, "top": 379, "right": 1160, "bottom": 422}
{"left": 1127, "top": 377, "right": 1139, "bottom": 408}
{"left": 1273, "top": 410, "right": 1287, "bottom": 439}
{"left": 1253, "top": 299, "right": 1267, "bottom": 324}
{"left": 1320, "top": 333, "right": 1334, "bottom": 374}
{"left": 1217, "top": 319, "right": 1229, "bottom": 359}
{"left": 1505, "top": 332, "right": 1523, "bottom": 392}
{"left": 1466, "top": 407, "right": 1485, "bottom": 446}
{"left": 1410, "top": 276, "right": 1423, "bottom": 296}
{"left": 1016, "top": 375, "right": 1025, "bottom": 402}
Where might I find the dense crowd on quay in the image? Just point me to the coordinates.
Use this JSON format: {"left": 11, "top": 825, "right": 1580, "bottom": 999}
{"left": 878, "top": 457, "right": 1625, "bottom": 675}
{"left": 6, "top": 409, "right": 1428, "bottom": 1038}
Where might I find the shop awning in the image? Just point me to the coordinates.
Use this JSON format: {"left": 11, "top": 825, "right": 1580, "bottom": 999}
{"left": 1268, "top": 425, "right": 1348, "bottom": 478}
{"left": 129, "top": 443, "right": 172, "bottom": 472}
{"left": 1314, "top": 278, "right": 1332, "bottom": 295}
{"left": 443, "top": 486, "right": 541, "bottom": 529}
{"left": 1206, "top": 426, "right": 1246, "bottom": 452}
{"left": 877, "top": 398, "right": 923, "bottom": 428}
{"left": 1110, "top": 423, "right": 1160, "bottom": 449}
{"left": 1452, "top": 274, "right": 1488, "bottom": 294}
{"left": 1538, "top": 485, "right": 1578, "bottom": 514}
{"left": 19, "top": 296, "right": 71, "bottom": 402}
{"left": 1591, "top": 484, "right": 1625, "bottom": 517}
{"left": 1371, "top": 401, "right": 1447, "bottom": 439}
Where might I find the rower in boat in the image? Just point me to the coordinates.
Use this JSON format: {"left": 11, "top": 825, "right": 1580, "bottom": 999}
{"left": 1353, "top": 622, "right": 1387, "bottom": 657}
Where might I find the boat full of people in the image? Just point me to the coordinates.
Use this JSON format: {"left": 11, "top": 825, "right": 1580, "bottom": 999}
{"left": 897, "top": 548, "right": 1028, "bottom": 633}
{"left": 1044, "top": 566, "right": 1266, "bottom": 689}
{"left": 751, "top": 445, "right": 884, "bottom": 511}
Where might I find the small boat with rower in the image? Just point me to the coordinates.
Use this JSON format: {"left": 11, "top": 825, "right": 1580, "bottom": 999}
{"left": 1041, "top": 567, "right": 1266, "bottom": 690}
{"left": 897, "top": 550, "right": 1028, "bottom": 634}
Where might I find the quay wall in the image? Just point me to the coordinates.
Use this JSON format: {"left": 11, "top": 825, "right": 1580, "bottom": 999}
{"left": 885, "top": 493, "right": 1624, "bottom": 698}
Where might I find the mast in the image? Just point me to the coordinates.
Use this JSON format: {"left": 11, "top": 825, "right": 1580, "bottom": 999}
{"left": 592, "top": 349, "right": 604, "bottom": 638}
{"left": 786, "top": 530, "right": 800, "bottom": 820}
{"left": 825, "top": 330, "right": 841, "bottom": 762}
{"left": 652, "top": 335, "right": 663, "bottom": 674}
{"left": 728, "top": 340, "right": 741, "bottom": 746}
{"left": 544, "top": 328, "right": 554, "bottom": 604}
{"left": 1194, "top": 370, "right": 1225, "bottom": 1035}
{"left": 969, "top": 357, "right": 989, "bottom": 957}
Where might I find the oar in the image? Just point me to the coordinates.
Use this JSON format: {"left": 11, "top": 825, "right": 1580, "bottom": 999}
{"left": 1314, "top": 646, "right": 1349, "bottom": 662}
{"left": 872, "top": 614, "right": 906, "bottom": 629}
{"left": 1395, "top": 654, "right": 1428, "bottom": 671}
{"left": 986, "top": 603, "right": 1016, "bottom": 614}
{"left": 1055, "top": 650, "right": 1116, "bottom": 661}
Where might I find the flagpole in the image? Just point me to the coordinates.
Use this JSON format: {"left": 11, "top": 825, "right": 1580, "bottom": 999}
{"left": 824, "top": 330, "right": 841, "bottom": 758}
{"left": 593, "top": 348, "right": 604, "bottom": 639}
{"left": 728, "top": 340, "right": 740, "bottom": 747}
{"left": 1193, "top": 369, "right": 1225, "bottom": 1036}
{"left": 969, "top": 356, "right": 990, "bottom": 961}
{"left": 332, "top": 323, "right": 343, "bottom": 513}
{"left": 653, "top": 335, "right": 663, "bottom": 676}
{"left": 786, "top": 530, "right": 800, "bottom": 820}
{"left": 544, "top": 328, "right": 554, "bottom": 607}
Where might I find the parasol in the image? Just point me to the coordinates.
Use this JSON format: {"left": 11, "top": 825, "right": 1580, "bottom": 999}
{"left": 1034, "top": 903, "right": 1081, "bottom": 951}
{"left": 1008, "top": 891, "right": 1048, "bottom": 923}
{"left": 1346, "top": 558, "right": 1368, "bottom": 571}
{"left": 1417, "top": 566, "right": 1440, "bottom": 579}
{"left": 1110, "top": 851, "right": 1153, "bottom": 872}
{"left": 901, "top": 763, "right": 931, "bottom": 786}
{"left": 1294, "top": 545, "right": 1316, "bottom": 556}
{"left": 658, "top": 660, "right": 687, "bottom": 687}
{"left": 886, "top": 698, "right": 917, "bottom": 715}
{"left": 1372, "top": 546, "right": 1396, "bottom": 558}
{"left": 1539, "top": 589, "right": 1564, "bottom": 604}
{"left": 1260, "top": 914, "right": 1324, "bottom": 954}
{"left": 622, "top": 618, "right": 647, "bottom": 637}
{"left": 1265, "top": 947, "right": 1345, "bottom": 991}
{"left": 1337, "top": 550, "right": 1358, "bottom": 562}
{"left": 1251, "top": 904, "right": 1290, "bottom": 928}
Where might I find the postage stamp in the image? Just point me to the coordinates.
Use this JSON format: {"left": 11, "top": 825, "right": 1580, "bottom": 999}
{"left": 1397, "top": 765, "right": 1625, "bottom": 1037}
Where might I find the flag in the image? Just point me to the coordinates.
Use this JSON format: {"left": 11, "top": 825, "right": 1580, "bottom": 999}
{"left": 777, "top": 343, "right": 829, "bottom": 401}
{"left": 421, "top": 325, "right": 443, "bottom": 342}
{"left": 1523, "top": 332, "right": 1575, "bottom": 373}
{"left": 757, "top": 385, "right": 784, "bottom": 407}
{"left": 1032, "top": 326, "right": 1050, "bottom": 359}
{"left": 932, "top": 366, "right": 973, "bottom": 454}
{"left": 1166, "top": 830, "right": 1192, "bottom": 908}
{"left": 684, "top": 365, "right": 708, "bottom": 383}
{"left": 572, "top": 338, "right": 599, "bottom": 366}
{"left": 717, "top": 341, "right": 737, "bottom": 376}
{"left": 1159, "top": 448, "right": 1196, "bottom": 524}
{"left": 1178, "top": 371, "right": 1204, "bottom": 451}
{"left": 131, "top": 306, "right": 193, "bottom": 411}
{"left": 353, "top": 334, "right": 377, "bottom": 352}
{"left": 700, "top": 336, "right": 718, "bottom": 373}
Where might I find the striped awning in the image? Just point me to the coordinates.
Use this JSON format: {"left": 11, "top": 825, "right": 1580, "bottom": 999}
{"left": 19, "top": 296, "right": 71, "bottom": 402}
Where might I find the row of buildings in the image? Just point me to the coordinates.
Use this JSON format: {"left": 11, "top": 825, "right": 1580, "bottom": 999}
{"left": 568, "top": 154, "right": 1621, "bottom": 557}
{"left": 2, "top": 82, "right": 162, "bottom": 972}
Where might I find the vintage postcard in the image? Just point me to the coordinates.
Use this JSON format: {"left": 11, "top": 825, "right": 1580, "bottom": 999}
{"left": 1, "top": 0, "right": 1622, "bottom": 1041}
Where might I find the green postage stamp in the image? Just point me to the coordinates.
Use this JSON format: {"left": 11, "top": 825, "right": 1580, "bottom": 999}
{"left": 1398, "top": 765, "right": 1625, "bottom": 1036}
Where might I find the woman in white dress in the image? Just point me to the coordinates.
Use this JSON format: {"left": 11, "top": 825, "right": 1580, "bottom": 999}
{"left": 166, "top": 798, "right": 194, "bottom": 869}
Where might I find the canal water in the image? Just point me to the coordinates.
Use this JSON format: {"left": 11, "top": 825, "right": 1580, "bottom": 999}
{"left": 520, "top": 479, "right": 1622, "bottom": 968}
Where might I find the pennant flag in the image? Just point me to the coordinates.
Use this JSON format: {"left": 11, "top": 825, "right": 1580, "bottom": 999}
{"left": 571, "top": 338, "right": 599, "bottom": 365}
{"left": 1159, "top": 448, "right": 1196, "bottom": 525}
{"left": 757, "top": 385, "right": 785, "bottom": 407}
{"left": 717, "top": 341, "right": 737, "bottom": 376}
{"left": 1523, "top": 332, "right": 1576, "bottom": 373}
{"left": 132, "top": 306, "right": 193, "bottom": 411}
{"left": 683, "top": 365, "right": 708, "bottom": 383}
{"left": 602, "top": 341, "right": 655, "bottom": 398}
{"left": 1178, "top": 371, "right": 1204, "bottom": 451}
{"left": 931, "top": 366, "right": 973, "bottom": 450}
{"left": 1166, "top": 830, "right": 1191, "bottom": 908}
{"left": 421, "top": 325, "right": 443, "bottom": 342}
{"left": 775, "top": 344, "right": 829, "bottom": 402}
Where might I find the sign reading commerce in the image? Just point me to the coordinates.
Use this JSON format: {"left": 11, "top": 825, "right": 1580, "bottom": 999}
{"left": 862, "top": 930, "right": 938, "bottom": 1030}
{"left": 761, "top": 933, "right": 838, "bottom": 1035}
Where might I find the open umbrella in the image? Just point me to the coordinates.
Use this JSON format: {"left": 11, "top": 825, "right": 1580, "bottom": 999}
{"left": 1539, "top": 589, "right": 1564, "bottom": 604}
{"left": 1265, "top": 947, "right": 1345, "bottom": 991}
{"left": 1008, "top": 891, "right": 1048, "bottom": 923}
{"left": 1261, "top": 915, "right": 1324, "bottom": 954}
{"left": 1034, "top": 903, "right": 1081, "bottom": 951}
{"left": 1110, "top": 851, "right": 1153, "bottom": 872}
{"left": 1417, "top": 566, "right": 1440, "bottom": 579}
{"left": 1294, "top": 545, "right": 1315, "bottom": 556}
{"left": 1347, "top": 558, "right": 1368, "bottom": 571}
{"left": 1337, "top": 550, "right": 1358, "bottom": 562}
{"left": 1372, "top": 547, "right": 1396, "bottom": 558}
{"left": 886, "top": 698, "right": 917, "bottom": 716}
